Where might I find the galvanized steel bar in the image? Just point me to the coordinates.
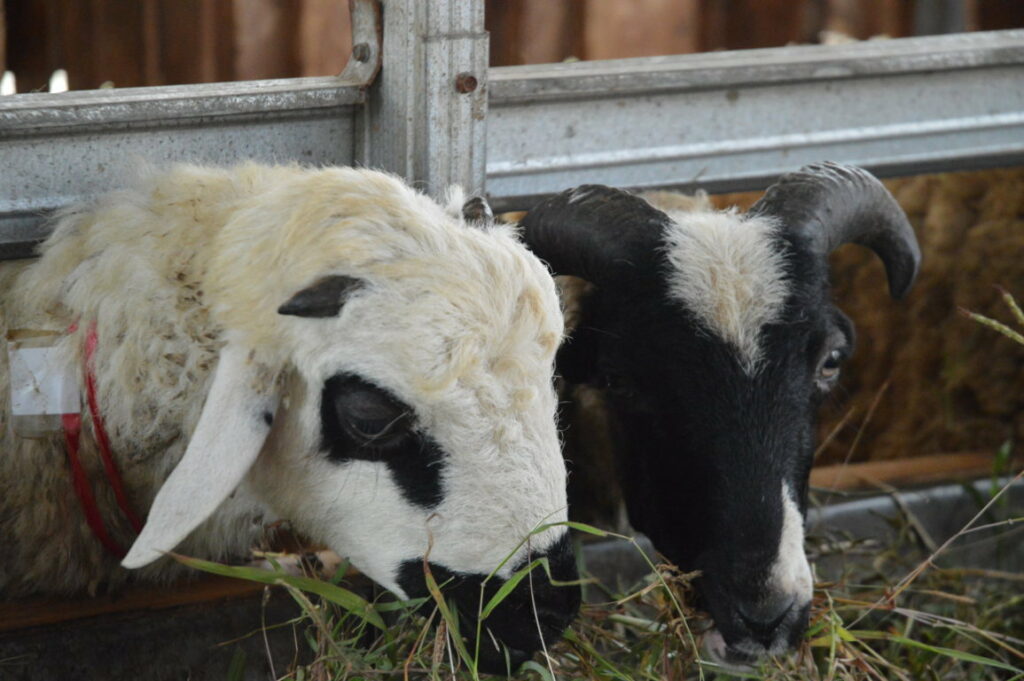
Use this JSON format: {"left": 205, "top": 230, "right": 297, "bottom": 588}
{"left": 0, "top": 0, "right": 382, "bottom": 260}
{"left": 360, "top": 0, "right": 488, "bottom": 198}
{"left": 2, "top": 21, "right": 1022, "bottom": 256}
{"left": 486, "top": 30, "right": 1024, "bottom": 210}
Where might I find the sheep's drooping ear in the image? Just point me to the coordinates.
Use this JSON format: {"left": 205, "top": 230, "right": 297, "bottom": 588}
{"left": 122, "top": 344, "right": 279, "bottom": 569}
{"left": 462, "top": 196, "right": 494, "bottom": 225}
{"left": 277, "top": 275, "right": 365, "bottom": 318}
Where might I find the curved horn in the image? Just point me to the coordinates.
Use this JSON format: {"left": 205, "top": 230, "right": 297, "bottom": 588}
{"left": 519, "top": 185, "right": 671, "bottom": 284}
{"left": 748, "top": 162, "right": 921, "bottom": 299}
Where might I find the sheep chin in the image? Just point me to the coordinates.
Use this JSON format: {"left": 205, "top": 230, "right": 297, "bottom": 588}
{"left": 700, "top": 628, "right": 762, "bottom": 672}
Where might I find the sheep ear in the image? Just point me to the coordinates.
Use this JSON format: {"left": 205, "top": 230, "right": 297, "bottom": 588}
{"left": 122, "top": 343, "right": 278, "bottom": 569}
{"left": 277, "top": 275, "right": 365, "bottom": 318}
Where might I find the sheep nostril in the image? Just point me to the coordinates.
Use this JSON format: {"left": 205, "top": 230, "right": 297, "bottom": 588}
{"left": 736, "top": 596, "right": 793, "bottom": 641}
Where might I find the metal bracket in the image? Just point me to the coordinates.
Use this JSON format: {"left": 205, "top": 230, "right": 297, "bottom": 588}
{"left": 0, "top": 0, "right": 383, "bottom": 260}
{"left": 359, "top": 0, "right": 489, "bottom": 198}
{"left": 339, "top": 0, "right": 383, "bottom": 88}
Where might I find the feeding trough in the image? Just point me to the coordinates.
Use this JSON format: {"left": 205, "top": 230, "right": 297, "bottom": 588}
{"left": 578, "top": 476, "right": 1024, "bottom": 600}
{"left": 3, "top": 476, "right": 1016, "bottom": 681}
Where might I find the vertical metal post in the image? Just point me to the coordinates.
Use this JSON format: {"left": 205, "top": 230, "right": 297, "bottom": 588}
{"left": 359, "top": 0, "right": 489, "bottom": 198}
{"left": 914, "top": 0, "right": 967, "bottom": 35}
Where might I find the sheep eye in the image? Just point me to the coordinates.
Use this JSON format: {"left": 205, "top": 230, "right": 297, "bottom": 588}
{"left": 336, "top": 390, "right": 412, "bottom": 445}
{"left": 817, "top": 349, "right": 843, "bottom": 384}
{"left": 602, "top": 372, "right": 631, "bottom": 395}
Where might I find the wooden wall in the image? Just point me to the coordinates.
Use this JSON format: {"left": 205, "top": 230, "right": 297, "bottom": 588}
{"left": 0, "top": 2, "right": 6, "bottom": 75}
{"left": 0, "top": 1, "right": 1022, "bottom": 87}
{"left": 486, "top": 0, "right": 1023, "bottom": 67}
{"left": 2, "top": 0, "right": 351, "bottom": 92}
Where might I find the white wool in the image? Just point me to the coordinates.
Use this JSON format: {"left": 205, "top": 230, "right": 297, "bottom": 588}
{"left": 443, "top": 184, "right": 468, "bottom": 219}
{"left": 0, "top": 163, "right": 567, "bottom": 596}
{"left": 659, "top": 208, "right": 789, "bottom": 373}
{"left": 768, "top": 482, "right": 813, "bottom": 635}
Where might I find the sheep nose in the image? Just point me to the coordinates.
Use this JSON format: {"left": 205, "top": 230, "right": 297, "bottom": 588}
{"left": 736, "top": 595, "right": 793, "bottom": 644}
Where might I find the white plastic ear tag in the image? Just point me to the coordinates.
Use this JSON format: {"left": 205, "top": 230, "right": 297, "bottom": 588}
{"left": 7, "top": 330, "right": 80, "bottom": 438}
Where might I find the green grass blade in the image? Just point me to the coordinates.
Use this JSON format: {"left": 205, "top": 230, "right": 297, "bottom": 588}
{"left": 171, "top": 553, "right": 386, "bottom": 630}
{"left": 851, "top": 631, "right": 1024, "bottom": 674}
{"left": 226, "top": 647, "right": 246, "bottom": 681}
{"left": 422, "top": 565, "right": 477, "bottom": 676}
{"left": 480, "top": 558, "right": 546, "bottom": 619}
{"left": 519, "top": 660, "right": 555, "bottom": 680}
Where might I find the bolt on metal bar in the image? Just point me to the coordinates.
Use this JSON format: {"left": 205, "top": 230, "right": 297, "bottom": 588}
{"left": 359, "top": 0, "right": 489, "bottom": 199}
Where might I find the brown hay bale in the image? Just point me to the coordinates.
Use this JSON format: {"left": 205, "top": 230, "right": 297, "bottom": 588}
{"left": 713, "top": 169, "right": 1024, "bottom": 464}
{"left": 805, "top": 168, "right": 1024, "bottom": 463}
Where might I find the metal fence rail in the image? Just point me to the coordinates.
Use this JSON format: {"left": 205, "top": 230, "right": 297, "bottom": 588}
{"left": 486, "top": 29, "right": 1024, "bottom": 210}
{"left": 0, "top": 80, "right": 367, "bottom": 259}
{"left": 0, "top": 0, "right": 382, "bottom": 260}
{"left": 1, "top": 4, "right": 1022, "bottom": 257}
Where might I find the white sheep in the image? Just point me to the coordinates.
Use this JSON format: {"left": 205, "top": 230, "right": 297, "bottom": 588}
{"left": 0, "top": 163, "right": 578, "bottom": 669}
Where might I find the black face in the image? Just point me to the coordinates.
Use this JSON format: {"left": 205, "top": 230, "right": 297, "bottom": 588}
{"left": 519, "top": 169, "right": 918, "bottom": 664}
{"left": 320, "top": 375, "right": 582, "bottom": 674}
{"left": 560, "top": 253, "right": 854, "bottom": 659}
{"left": 396, "top": 533, "right": 581, "bottom": 675}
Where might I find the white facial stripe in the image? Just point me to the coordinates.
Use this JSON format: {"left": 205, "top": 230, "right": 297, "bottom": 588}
{"left": 769, "top": 481, "right": 813, "bottom": 606}
{"left": 659, "top": 207, "right": 789, "bottom": 373}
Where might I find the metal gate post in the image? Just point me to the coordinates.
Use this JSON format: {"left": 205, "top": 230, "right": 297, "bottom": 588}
{"left": 360, "top": 0, "right": 489, "bottom": 198}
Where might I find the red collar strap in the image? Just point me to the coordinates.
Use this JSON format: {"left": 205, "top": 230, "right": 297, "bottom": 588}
{"left": 63, "top": 322, "right": 144, "bottom": 559}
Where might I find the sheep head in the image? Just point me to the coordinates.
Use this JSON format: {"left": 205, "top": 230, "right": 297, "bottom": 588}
{"left": 120, "top": 169, "right": 578, "bottom": 674}
{"left": 520, "top": 162, "right": 920, "bottom": 664}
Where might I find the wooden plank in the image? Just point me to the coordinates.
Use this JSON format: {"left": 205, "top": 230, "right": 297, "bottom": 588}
{"left": 486, "top": 0, "right": 522, "bottom": 66}
{"left": 487, "top": 0, "right": 584, "bottom": 66}
{"left": 298, "top": 0, "right": 351, "bottom": 76}
{"left": 700, "top": 0, "right": 814, "bottom": 51}
{"left": 140, "top": 0, "right": 162, "bottom": 85}
{"left": 55, "top": 0, "right": 94, "bottom": 89}
{"left": 1, "top": 0, "right": 6, "bottom": 75}
{"left": 0, "top": 551, "right": 352, "bottom": 632}
{"left": 523, "top": 0, "right": 586, "bottom": 63}
{"left": 205, "top": 0, "right": 237, "bottom": 83}
{"left": 155, "top": 0, "right": 209, "bottom": 84}
{"left": 825, "top": 0, "right": 914, "bottom": 40}
{"left": 811, "top": 452, "right": 999, "bottom": 491}
{"left": 89, "top": 0, "right": 145, "bottom": 88}
{"left": 150, "top": 0, "right": 235, "bottom": 85}
{"left": 233, "top": 0, "right": 299, "bottom": 81}
{"left": 0, "top": 576, "right": 265, "bottom": 632}
{"left": 975, "top": 0, "right": 1024, "bottom": 30}
{"left": 582, "top": 0, "right": 700, "bottom": 60}
{"left": 4, "top": 0, "right": 57, "bottom": 93}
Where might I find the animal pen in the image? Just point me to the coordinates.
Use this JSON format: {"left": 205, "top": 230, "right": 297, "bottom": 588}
{"left": 1, "top": 1, "right": 1022, "bottom": 679}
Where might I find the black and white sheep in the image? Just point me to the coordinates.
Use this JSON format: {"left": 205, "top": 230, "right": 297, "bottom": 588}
{"left": 519, "top": 162, "right": 921, "bottom": 664}
{"left": 0, "top": 163, "right": 579, "bottom": 672}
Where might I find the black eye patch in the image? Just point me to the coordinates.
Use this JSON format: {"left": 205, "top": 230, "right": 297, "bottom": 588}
{"left": 320, "top": 374, "right": 445, "bottom": 509}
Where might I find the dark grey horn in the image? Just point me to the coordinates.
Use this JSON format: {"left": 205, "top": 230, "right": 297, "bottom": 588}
{"left": 278, "top": 275, "right": 365, "bottom": 318}
{"left": 519, "top": 185, "right": 671, "bottom": 284}
{"left": 461, "top": 196, "right": 494, "bottom": 225}
{"left": 748, "top": 162, "right": 921, "bottom": 299}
